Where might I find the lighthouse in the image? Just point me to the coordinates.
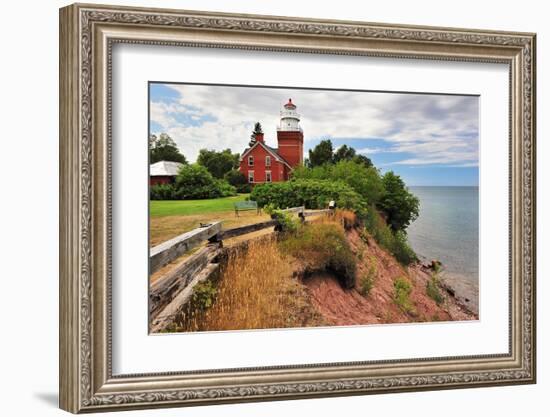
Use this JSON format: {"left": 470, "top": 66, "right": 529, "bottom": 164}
{"left": 279, "top": 98, "right": 302, "bottom": 131}
{"left": 239, "top": 98, "right": 305, "bottom": 184}
{"left": 276, "top": 99, "right": 304, "bottom": 168}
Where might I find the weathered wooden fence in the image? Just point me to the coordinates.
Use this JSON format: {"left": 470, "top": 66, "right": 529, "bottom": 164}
{"left": 150, "top": 221, "right": 222, "bottom": 274}
{"left": 149, "top": 207, "right": 330, "bottom": 332}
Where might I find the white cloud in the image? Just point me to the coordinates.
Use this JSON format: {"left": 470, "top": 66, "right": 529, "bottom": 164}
{"left": 149, "top": 83, "right": 479, "bottom": 165}
{"left": 357, "top": 147, "right": 386, "bottom": 155}
{"left": 387, "top": 138, "right": 478, "bottom": 167}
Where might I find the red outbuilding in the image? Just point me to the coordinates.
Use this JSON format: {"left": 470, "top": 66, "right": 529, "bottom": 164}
{"left": 149, "top": 160, "right": 183, "bottom": 186}
{"left": 239, "top": 99, "right": 304, "bottom": 184}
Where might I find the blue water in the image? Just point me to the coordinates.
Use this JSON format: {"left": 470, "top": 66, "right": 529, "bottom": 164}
{"left": 407, "top": 186, "right": 479, "bottom": 284}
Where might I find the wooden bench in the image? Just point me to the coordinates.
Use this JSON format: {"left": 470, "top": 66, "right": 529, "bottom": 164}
{"left": 234, "top": 200, "right": 260, "bottom": 217}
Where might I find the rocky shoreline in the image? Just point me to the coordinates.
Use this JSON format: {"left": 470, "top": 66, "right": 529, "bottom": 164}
{"left": 416, "top": 258, "right": 478, "bottom": 317}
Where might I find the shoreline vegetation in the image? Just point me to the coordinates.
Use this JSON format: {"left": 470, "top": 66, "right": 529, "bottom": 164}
{"left": 149, "top": 137, "right": 477, "bottom": 332}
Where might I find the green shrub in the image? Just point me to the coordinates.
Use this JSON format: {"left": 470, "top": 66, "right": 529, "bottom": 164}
{"left": 191, "top": 281, "right": 217, "bottom": 311}
{"left": 265, "top": 206, "right": 300, "bottom": 234}
{"left": 393, "top": 277, "right": 415, "bottom": 314}
{"left": 292, "top": 160, "right": 384, "bottom": 205}
{"left": 391, "top": 230, "right": 418, "bottom": 266}
{"left": 224, "top": 169, "right": 251, "bottom": 193}
{"left": 174, "top": 164, "right": 236, "bottom": 199}
{"left": 359, "top": 265, "right": 377, "bottom": 296}
{"left": 235, "top": 183, "right": 252, "bottom": 193}
{"left": 214, "top": 178, "right": 238, "bottom": 197}
{"left": 250, "top": 179, "right": 367, "bottom": 215}
{"left": 280, "top": 223, "right": 357, "bottom": 289}
{"left": 426, "top": 274, "right": 444, "bottom": 305}
{"left": 364, "top": 206, "right": 418, "bottom": 265}
{"left": 364, "top": 206, "right": 395, "bottom": 248}
{"left": 262, "top": 203, "right": 277, "bottom": 215}
{"left": 150, "top": 183, "right": 176, "bottom": 200}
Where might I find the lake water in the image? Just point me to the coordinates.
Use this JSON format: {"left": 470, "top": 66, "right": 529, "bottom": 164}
{"left": 407, "top": 186, "right": 479, "bottom": 286}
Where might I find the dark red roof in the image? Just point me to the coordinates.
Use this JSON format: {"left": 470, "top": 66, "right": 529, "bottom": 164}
{"left": 241, "top": 141, "right": 292, "bottom": 168}
{"left": 284, "top": 98, "right": 296, "bottom": 108}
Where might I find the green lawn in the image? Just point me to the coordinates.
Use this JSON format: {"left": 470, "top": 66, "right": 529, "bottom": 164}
{"left": 150, "top": 194, "right": 250, "bottom": 217}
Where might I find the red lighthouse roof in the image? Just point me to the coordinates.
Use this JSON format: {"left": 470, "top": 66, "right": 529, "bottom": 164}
{"left": 284, "top": 98, "right": 296, "bottom": 108}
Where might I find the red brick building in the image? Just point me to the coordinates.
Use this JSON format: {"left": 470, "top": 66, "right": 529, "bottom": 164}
{"left": 239, "top": 99, "right": 304, "bottom": 184}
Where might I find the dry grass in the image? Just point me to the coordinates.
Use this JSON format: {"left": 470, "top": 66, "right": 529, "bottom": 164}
{"left": 158, "top": 213, "right": 351, "bottom": 332}
{"left": 149, "top": 211, "right": 270, "bottom": 247}
{"left": 150, "top": 228, "right": 278, "bottom": 285}
{"left": 312, "top": 209, "right": 357, "bottom": 229}
{"left": 333, "top": 209, "right": 358, "bottom": 229}
{"left": 149, "top": 210, "right": 308, "bottom": 287}
{"left": 182, "top": 237, "right": 324, "bottom": 332}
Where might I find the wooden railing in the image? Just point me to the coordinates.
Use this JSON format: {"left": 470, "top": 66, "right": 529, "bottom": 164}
{"left": 150, "top": 244, "right": 221, "bottom": 332}
{"left": 149, "top": 207, "right": 330, "bottom": 332}
{"left": 150, "top": 221, "right": 222, "bottom": 274}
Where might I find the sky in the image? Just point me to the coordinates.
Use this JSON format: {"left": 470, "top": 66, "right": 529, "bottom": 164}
{"left": 149, "top": 83, "right": 479, "bottom": 186}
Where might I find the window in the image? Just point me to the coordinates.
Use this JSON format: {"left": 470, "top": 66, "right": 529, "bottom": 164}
{"left": 265, "top": 155, "right": 271, "bottom": 166}
{"left": 248, "top": 156, "right": 254, "bottom": 166}
{"left": 265, "top": 171, "right": 272, "bottom": 183}
{"left": 248, "top": 171, "right": 254, "bottom": 183}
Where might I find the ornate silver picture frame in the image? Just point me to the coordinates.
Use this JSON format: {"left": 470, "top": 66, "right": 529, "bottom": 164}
{"left": 59, "top": 3, "right": 536, "bottom": 413}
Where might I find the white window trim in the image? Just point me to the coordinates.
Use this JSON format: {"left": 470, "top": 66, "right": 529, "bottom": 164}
{"left": 265, "top": 155, "right": 271, "bottom": 167}
{"left": 248, "top": 170, "right": 254, "bottom": 183}
{"left": 265, "top": 170, "right": 272, "bottom": 183}
{"left": 240, "top": 142, "right": 291, "bottom": 169}
{"left": 248, "top": 155, "right": 254, "bottom": 166}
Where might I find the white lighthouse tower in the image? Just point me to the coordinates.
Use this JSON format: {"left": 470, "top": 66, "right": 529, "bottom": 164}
{"left": 276, "top": 98, "right": 304, "bottom": 167}
{"left": 278, "top": 98, "right": 302, "bottom": 132}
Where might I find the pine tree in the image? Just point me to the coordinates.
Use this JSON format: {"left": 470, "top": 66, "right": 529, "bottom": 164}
{"left": 248, "top": 122, "right": 263, "bottom": 147}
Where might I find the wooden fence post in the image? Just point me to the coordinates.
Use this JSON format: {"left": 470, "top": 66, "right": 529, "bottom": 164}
{"left": 149, "top": 221, "right": 222, "bottom": 273}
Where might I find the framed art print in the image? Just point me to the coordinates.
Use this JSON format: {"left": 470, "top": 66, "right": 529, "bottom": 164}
{"left": 59, "top": 3, "right": 536, "bottom": 413}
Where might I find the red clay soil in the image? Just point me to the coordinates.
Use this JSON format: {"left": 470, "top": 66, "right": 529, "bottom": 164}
{"left": 302, "top": 228, "right": 476, "bottom": 326}
{"left": 304, "top": 273, "right": 381, "bottom": 325}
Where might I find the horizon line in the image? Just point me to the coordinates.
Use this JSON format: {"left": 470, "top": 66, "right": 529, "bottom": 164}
{"left": 408, "top": 184, "right": 479, "bottom": 187}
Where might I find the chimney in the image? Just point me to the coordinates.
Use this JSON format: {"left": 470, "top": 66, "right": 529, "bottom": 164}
{"left": 255, "top": 132, "right": 264, "bottom": 143}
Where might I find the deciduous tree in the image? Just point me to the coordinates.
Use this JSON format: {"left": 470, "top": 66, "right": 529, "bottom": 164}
{"left": 333, "top": 144, "right": 356, "bottom": 162}
{"left": 149, "top": 133, "right": 187, "bottom": 164}
{"left": 308, "top": 139, "right": 334, "bottom": 167}
{"left": 197, "top": 148, "right": 240, "bottom": 179}
{"left": 378, "top": 172, "right": 420, "bottom": 232}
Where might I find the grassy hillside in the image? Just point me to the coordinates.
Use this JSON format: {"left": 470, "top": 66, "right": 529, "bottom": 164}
{"left": 150, "top": 194, "right": 249, "bottom": 217}
{"left": 149, "top": 194, "right": 273, "bottom": 247}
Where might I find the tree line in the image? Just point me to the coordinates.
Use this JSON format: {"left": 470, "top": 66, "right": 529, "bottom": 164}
{"left": 149, "top": 134, "right": 419, "bottom": 230}
{"left": 149, "top": 132, "right": 420, "bottom": 264}
{"left": 251, "top": 138, "right": 420, "bottom": 265}
{"left": 149, "top": 133, "right": 250, "bottom": 200}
